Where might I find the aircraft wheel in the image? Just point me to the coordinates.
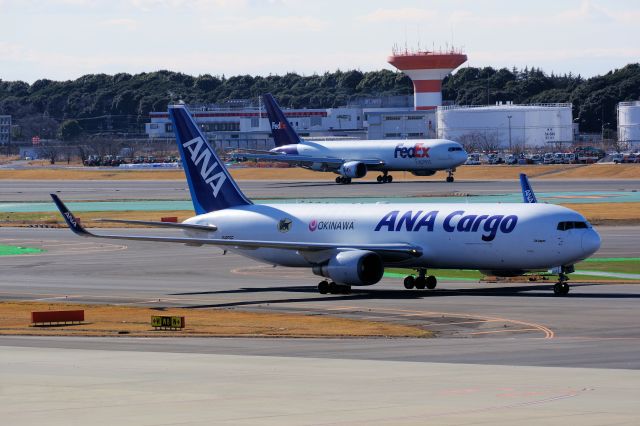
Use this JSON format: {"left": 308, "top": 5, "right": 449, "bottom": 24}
{"left": 329, "top": 282, "right": 340, "bottom": 294}
{"left": 403, "top": 276, "right": 415, "bottom": 289}
{"left": 335, "top": 176, "right": 342, "bottom": 184}
{"left": 414, "top": 277, "right": 426, "bottom": 289}
{"left": 340, "top": 285, "right": 352, "bottom": 295}
{"left": 446, "top": 176, "right": 454, "bottom": 183}
{"left": 345, "top": 177, "right": 352, "bottom": 184}
{"left": 377, "top": 175, "right": 383, "bottom": 183}
{"left": 553, "top": 282, "right": 570, "bottom": 295}
{"left": 426, "top": 275, "right": 437, "bottom": 289}
{"left": 318, "top": 281, "right": 329, "bottom": 294}
{"left": 387, "top": 175, "right": 393, "bottom": 183}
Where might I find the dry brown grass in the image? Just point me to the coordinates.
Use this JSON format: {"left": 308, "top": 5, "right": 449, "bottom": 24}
{"left": 560, "top": 202, "right": 640, "bottom": 224}
{"left": 1, "top": 164, "right": 640, "bottom": 181}
{"left": 2, "top": 210, "right": 194, "bottom": 227}
{"left": 0, "top": 301, "right": 430, "bottom": 338}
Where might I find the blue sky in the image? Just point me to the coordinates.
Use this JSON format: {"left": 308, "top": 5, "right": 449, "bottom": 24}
{"left": 1, "top": 0, "right": 639, "bottom": 83}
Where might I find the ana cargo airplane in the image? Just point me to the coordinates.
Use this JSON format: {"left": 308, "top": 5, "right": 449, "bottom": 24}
{"left": 52, "top": 105, "right": 600, "bottom": 296}
{"left": 232, "top": 94, "right": 468, "bottom": 184}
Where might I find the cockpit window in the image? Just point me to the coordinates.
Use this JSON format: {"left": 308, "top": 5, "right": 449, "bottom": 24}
{"left": 557, "top": 221, "right": 589, "bottom": 231}
{"left": 448, "top": 147, "right": 463, "bottom": 152}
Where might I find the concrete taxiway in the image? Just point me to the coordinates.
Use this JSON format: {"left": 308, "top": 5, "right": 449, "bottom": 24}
{"left": 2, "top": 344, "right": 639, "bottom": 426}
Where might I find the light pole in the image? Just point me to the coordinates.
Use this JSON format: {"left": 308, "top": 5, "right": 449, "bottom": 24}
{"left": 507, "top": 115, "right": 512, "bottom": 153}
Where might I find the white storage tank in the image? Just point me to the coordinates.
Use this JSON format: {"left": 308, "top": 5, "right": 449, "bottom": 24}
{"left": 617, "top": 101, "right": 640, "bottom": 145}
{"left": 436, "top": 103, "right": 573, "bottom": 151}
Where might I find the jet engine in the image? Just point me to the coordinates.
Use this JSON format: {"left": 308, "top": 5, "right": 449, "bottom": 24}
{"left": 339, "top": 161, "right": 367, "bottom": 178}
{"left": 312, "top": 250, "right": 383, "bottom": 286}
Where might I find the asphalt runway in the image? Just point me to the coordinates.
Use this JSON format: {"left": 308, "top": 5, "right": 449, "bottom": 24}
{"left": 3, "top": 178, "right": 640, "bottom": 201}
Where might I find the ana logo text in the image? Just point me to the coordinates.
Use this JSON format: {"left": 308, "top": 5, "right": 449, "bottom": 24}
{"left": 64, "top": 211, "right": 77, "bottom": 227}
{"left": 182, "top": 137, "right": 227, "bottom": 198}
{"left": 524, "top": 189, "right": 536, "bottom": 203}
{"left": 394, "top": 143, "right": 430, "bottom": 159}
{"left": 375, "top": 210, "right": 518, "bottom": 242}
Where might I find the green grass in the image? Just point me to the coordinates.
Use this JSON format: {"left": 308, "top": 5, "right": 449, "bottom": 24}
{"left": 0, "top": 245, "right": 45, "bottom": 256}
{"left": 579, "top": 259, "right": 640, "bottom": 274}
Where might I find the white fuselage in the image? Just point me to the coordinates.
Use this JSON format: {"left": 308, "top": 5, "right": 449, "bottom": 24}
{"left": 272, "top": 139, "right": 467, "bottom": 172}
{"left": 185, "top": 202, "right": 600, "bottom": 272}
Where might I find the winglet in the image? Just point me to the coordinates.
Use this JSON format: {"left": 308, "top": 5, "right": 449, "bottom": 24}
{"left": 519, "top": 173, "right": 538, "bottom": 203}
{"left": 262, "top": 93, "right": 302, "bottom": 147}
{"left": 51, "top": 194, "right": 91, "bottom": 236}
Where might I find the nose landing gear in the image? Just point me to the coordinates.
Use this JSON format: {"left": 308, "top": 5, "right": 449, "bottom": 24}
{"left": 446, "top": 169, "right": 455, "bottom": 183}
{"left": 553, "top": 273, "right": 570, "bottom": 295}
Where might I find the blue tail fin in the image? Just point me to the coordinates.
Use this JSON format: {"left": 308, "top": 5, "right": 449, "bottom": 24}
{"left": 519, "top": 173, "right": 538, "bottom": 203}
{"left": 262, "top": 93, "right": 302, "bottom": 147}
{"left": 169, "top": 105, "right": 251, "bottom": 214}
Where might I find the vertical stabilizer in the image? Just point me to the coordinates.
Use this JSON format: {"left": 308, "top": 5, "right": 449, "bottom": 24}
{"left": 169, "top": 105, "right": 252, "bottom": 214}
{"left": 262, "top": 93, "right": 302, "bottom": 147}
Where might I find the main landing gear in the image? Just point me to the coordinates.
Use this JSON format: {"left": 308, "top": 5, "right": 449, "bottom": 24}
{"left": 376, "top": 171, "right": 393, "bottom": 183}
{"left": 446, "top": 169, "right": 455, "bottom": 183}
{"left": 335, "top": 176, "right": 352, "bottom": 184}
{"left": 403, "top": 268, "right": 437, "bottom": 290}
{"left": 318, "top": 280, "right": 351, "bottom": 295}
{"left": 553, "top": 273, "right": 570, "bottom": 296}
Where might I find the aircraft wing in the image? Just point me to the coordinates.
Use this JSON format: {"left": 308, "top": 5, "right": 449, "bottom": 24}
{"left": 52, "top": 194, "right": 421, "bottom": 261}
{"left": 230, "top": 152, "right": 385, "bottom": 168}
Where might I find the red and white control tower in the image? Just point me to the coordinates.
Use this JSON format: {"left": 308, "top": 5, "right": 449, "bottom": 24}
{"left": 388, "top": 48, "right": 467, "bottom": 110}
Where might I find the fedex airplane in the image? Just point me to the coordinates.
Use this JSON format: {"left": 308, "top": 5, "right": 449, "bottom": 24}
{"left": 52, "top": 105, "right": 600, "bottom": 296}
{"left": 232, "top": 94, "right": 468, "bottom": 184}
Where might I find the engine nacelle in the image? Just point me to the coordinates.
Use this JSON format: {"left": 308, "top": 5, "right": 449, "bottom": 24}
{"left": 339, "top": 161, "right": 367, "bottom": 178}
{"left": 411, "top": 170, "right": 436, "bottom": 176}
{"left": 312, "top": 250, "right": 383, "bottom": 286}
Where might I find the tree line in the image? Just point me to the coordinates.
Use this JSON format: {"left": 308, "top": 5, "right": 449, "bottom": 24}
{"left": 1, "top": 64, "right": 639, "bottom": 142}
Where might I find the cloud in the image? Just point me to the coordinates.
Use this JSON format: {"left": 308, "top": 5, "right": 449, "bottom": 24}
{"left": 473, "top": 47, "right": 640, "bottom": 63}
{"left": 358, "top": 8, "right": 437, "bottom": 23}
{"left": 448, "top": 0, "right": 640, "bottom": 28}
{"left": 206, "top": 15, "right": 327, "bottom": 32}
{"left": 128, "top": 0, "right": 248, "bottom": 12}
{"left": 100, "top": 18, "right": 139, "bottom": 31}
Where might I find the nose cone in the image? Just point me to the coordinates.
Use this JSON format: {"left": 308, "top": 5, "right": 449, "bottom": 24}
{"left": 453, "top": 145, "right": 468, "bottom": 166}
{"left": 581, "top": 229, "right": 601, "bottom": 257}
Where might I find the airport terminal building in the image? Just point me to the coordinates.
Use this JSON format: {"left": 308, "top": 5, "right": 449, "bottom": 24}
{"left": 144, "top": 100, "right": 571, "bottom": 151}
